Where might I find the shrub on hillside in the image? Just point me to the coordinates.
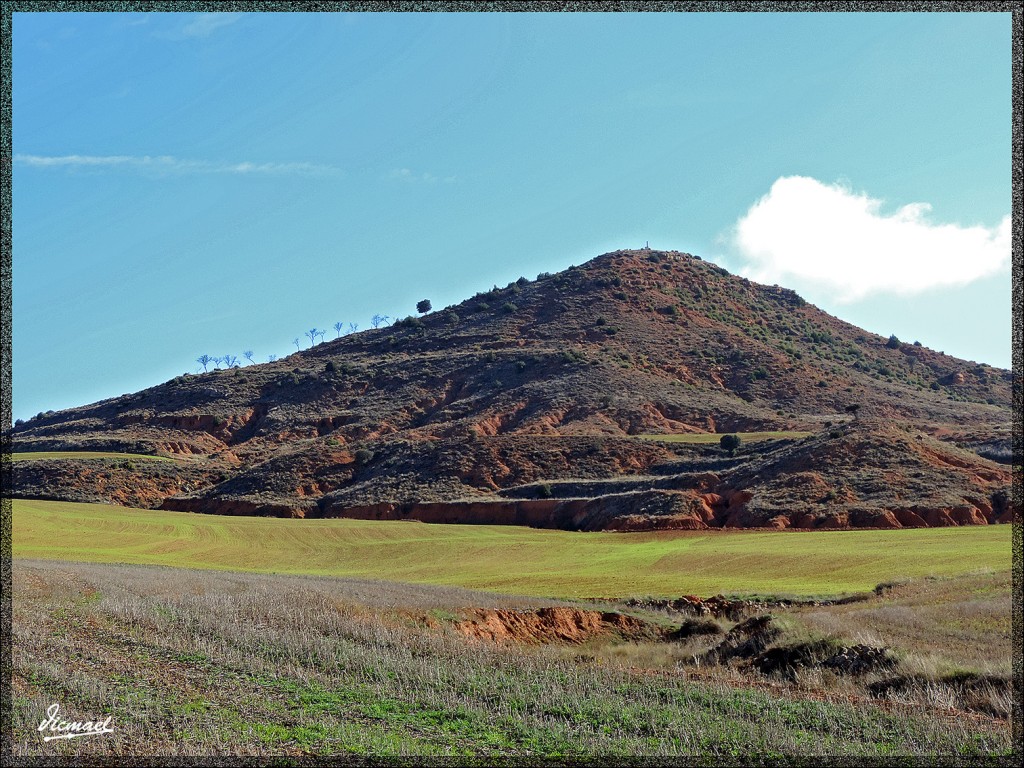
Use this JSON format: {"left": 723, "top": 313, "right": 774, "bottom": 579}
{"left": 354, "top": 449, "right": 374, "bottom": 465}
{"left": 720, "top": 434, "right": 741, "bottom": 456}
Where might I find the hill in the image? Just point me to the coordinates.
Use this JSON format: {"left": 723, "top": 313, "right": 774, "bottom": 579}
{"left": 10, "top": 249, "right": 1016, "bottom": 529}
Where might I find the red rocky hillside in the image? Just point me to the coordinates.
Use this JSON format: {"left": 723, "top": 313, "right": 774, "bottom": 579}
{"left": 10, "top": 249, "right": 1016, "bottom": 529}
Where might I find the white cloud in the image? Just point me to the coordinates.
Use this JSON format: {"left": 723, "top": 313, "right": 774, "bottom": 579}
{"left": 727, "top": 176, "right": 1010, "bottom": 303}
{"left": 181, "top": 13, "right": 243, "bottom": 38}
{"left": 389, "top": 168, "right": 456, "bottom": 184}
{"left": 15, "top": 154, "right": 341, "bottom": 177}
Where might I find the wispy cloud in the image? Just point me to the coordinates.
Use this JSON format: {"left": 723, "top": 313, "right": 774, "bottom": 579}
{"left": 389, "top": 168, "right": 456, "bottom": 184}
{"left": 181, "top": 13, "right": 244, "bottom": 39}
{"left": 726, "top": 176, "right": 1010, "bottom": 303}
{"left": 15, "top": 154, "right": 341, "bottom": 177}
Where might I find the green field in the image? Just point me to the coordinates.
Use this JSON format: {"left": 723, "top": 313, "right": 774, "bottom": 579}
{"left": 638, "top": 431, "right": 812, "bottom": 444}
{"left": 8, "top": 451, "right": 175, "bottom": 462}
{"left": 12, "top": 499, "right": 1010, "bottom": 598}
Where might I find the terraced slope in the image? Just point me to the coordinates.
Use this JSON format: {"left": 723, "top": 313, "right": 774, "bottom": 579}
{"left": 10, "top": 249, "right": 1015, "bottom": 529}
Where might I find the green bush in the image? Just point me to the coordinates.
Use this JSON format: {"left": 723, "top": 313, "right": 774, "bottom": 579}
{"left": 354, "top": 449, "right": 374, "bottom": 465}
{"left": 720, "top": 434, "right": 741, "bottom": 456}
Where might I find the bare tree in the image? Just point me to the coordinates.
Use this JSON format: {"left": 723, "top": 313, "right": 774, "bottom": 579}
{"left": 371, "top": 314, "right": 390, "bottom": 329}
{"left": 293, "top": 338, "right": 302, "bottom": 352}
{"left": 267, "top": 354, "right": 278, "bottom": 363}
{"left": 223, "top": 354, "right": 239, "bottom": 368}
{"left": 306, "top": 328, "right": 325, "bottom": 347}
{"left": 347, "top": 322, "right": 359, "bottom": 335}
{"left": 211, "top": 356, "right": 224, "bottom": 369}
{"left": 333, "top": 321, "right": 345, "bottom": 338}
{"left": 196, "top": 354, "right": 213, "bottom": 373}
{"left": 243, "top": 350, "right": 255, "bottom": 365}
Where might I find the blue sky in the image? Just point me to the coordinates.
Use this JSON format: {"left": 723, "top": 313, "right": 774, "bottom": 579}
{"left": 11, "top": 11, "right": 1012, "bottom": 422}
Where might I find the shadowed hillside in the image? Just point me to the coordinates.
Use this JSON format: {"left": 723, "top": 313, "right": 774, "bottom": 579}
{"left": 11, "top": 249, "right": 1016, "bottom": 529}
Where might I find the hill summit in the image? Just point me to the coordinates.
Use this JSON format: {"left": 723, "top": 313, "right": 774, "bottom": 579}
{"left": 11, "top": 248, "right": 1015, "bottom": 529}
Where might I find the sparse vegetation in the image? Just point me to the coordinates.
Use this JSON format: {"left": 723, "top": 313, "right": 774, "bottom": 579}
{"left": 305, "top": 328, "right": 325, "bottom": 347}
{"left": 10, "top": 560, "right": 1010, "bottom": 758}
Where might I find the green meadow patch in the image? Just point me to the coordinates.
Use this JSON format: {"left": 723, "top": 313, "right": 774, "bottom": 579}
{"left": 8, "top": 451, "right": 176, "bottom": 462}
{"left": 638, "top": 431, "right": 812, "bottom": 444}
{"left": 12, "top": 499, "right": 1010, "bottom": 599}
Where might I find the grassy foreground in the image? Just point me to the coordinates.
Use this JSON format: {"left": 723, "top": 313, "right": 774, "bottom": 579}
{"left": 10, "top": 560, "right": 1011, "bottom": 759}
{"left": 12, "top": 499, "right": 1011, "bottom": 598}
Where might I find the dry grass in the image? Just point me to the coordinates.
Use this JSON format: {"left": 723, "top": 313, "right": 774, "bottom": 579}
{"left": 9, "top": 559, "right": 1011, "bottom": 759}
{"left": 789, "top": 570, "right": 1012, "bottom": 674}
